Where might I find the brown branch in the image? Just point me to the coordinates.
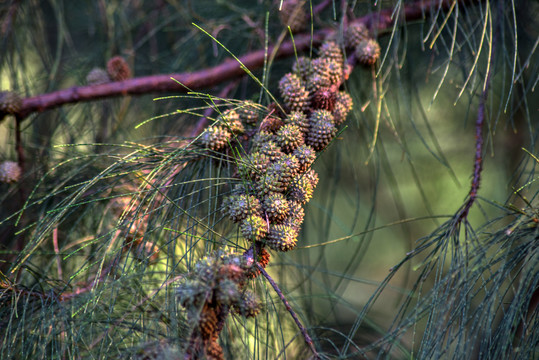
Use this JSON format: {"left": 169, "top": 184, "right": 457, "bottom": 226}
{"left": 457, "top": 0, "right": 497, "bottom": 224}
{"left": 258, "top": 264, "right": 320, "bottom": 359}
{"left": 12, "top": 0, "right": 479, "bottom": 122}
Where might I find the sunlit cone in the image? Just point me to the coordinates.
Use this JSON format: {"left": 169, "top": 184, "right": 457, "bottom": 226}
{"left": 240, "top": 215, "right": 268, "bottom": 242}
{"left": 304, "top": 168, "right": 319, "bottom": 188}
{"left": 284, "top": 111, "right": 309, "bottom": 135}
{"left": 293, "top": 145, "right": 316, "bottom": 172}
{"left": 86, "top": 67, "right": 110, "bottom": 85}
{"left": 237, "top": 152, "right": 270, "bottom": 180}
{"left": 309, "top": 109, "right": 335, "bottom": 125}
{"left": 257, "top": 140, "right": 285, "bottom": 162}
{"left": 263, "top": 192, "right": 290, "bottom": 223}
{"left": 0, "top": 91, "right": 22, "bottom": 115}
{"left": 277, "top": 0, "right": 308, "bottom": 33}
{"left": 106, "top": 56, "right": 131, "bottom": 81}
{"left": 197, "top": 126, "right": 231, "bottom": 151}
{"left": 278, "top": 72, "right": 310, "bottom": 112}
{"left": 266, "top": 153, "right": 300, "bottom": 188}
{"left": 318, "top": 40, "right": 343, "bottom": 63}
{"left": 223, "top": 194, "right": 262, "bottom": 223}
{"left": 256, "top": 171, "right": 286, "bottom": 196}
{"left": 282, "top": 201, "right": 305, "bottom": 230}
{"left": 266, "top": 224, "right": 298, "bottom": 252}
{"left": 356, "top": 38, "right": 381, "bottom": 66}
{"left": 218, "top": 109, "right": 244, "bottom": 134}
{"left": 276, "top": 123, "right": 305, "bottom": 153}
{"left": 288, "top": 175, "right": 314, "bottom": 204}
{"left": 0, "top": 161, "right": 21, "bottom": 183}
{"left": 345, "top": 22, "right": 370, "bottom": 49}
{"left": 312, "top": 57, "right": 343, "bottom": 86}
{"left": 332, "top": 91, "right": 354, "bottom": 125}
{"left": 237, "top": 100, "right": 260, "bottom": 125}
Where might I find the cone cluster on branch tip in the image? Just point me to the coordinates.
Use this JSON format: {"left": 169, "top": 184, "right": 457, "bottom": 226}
{"left": 196, "top": 39, "right": 354, "bottom": 255}
{"left": 0, "top": 161, "right": 21, "bottom": 183}
{"left": 176, "top": 252, "right": 261, "bottom": 359}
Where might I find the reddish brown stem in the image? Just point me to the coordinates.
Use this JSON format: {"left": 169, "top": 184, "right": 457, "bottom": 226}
{"left": 11, "top": 0, "right": 479, "bottom": 122}
{"left": 258, "top": 264, "right": 320, "bottom": 359}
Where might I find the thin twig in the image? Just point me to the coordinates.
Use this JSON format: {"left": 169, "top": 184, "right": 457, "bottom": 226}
{"left": 52, "top": 228, "right": 63, "bottom": 281}
{"left": 457, "top": 0, "right": 496, "bottom": 224}
{"left": 257, "top": 264, "right": 320, "bottom": 359}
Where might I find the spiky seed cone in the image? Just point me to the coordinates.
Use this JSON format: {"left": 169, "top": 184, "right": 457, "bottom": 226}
{"left": 333, "top": 91, "right": 354, "bottom": 125}
{"left": 309, "top": 109, "right": 335, "bottom": 125}
{"left": 278, "top": 73, "right": 310, "bottom": 112}
{"left": 251, "top": 131, "right": 274, "bottom": 149}
{"left": 237, "top": 100, "right": 259, "bottom": 126}
{"left": 244, "top": 247, "right": 271, "bottom": 278}
{"left": 283, "top": 201, "right": 305, "bottom": 230}
{"left": 258, "top": 141, "right": 285, "bottom": 162}
{"left": 276, "top": 124, "right": 305, "bottom": 153}
{"left": 219, "top": 109, "right": 244, "bottom": 134}
{"left": 219, "top": 264, "right": 244, "bottom": 282}
{"left": 198, "top": 126, "right": 231, "bottom": 151}
{"left": 312, "top": 57, "right": 343, "bottom": 86}
{"left": 318, "top": 41, "right": 344, "bottom": 63}
{"left": 284, "top": 111, "right": 309, "bottom": 135}
{"left": 289, "top": 175, "right": 314, "bottom": 204}
{"left": 107, "top": 56, "right": 131, "bottom": 81}
{"left": 267, "top": 153, "right": 300, "bottom": 187}
{"left": 345, "top": 22, "right": 370, "bottom": 49}
{"left": 356, "top": 39, "right": 381, "bottom": 66}
{"left": 311, "top": 86, "right": 337, "bottom": 111}
{"left": 237, "top": 152, "right": 270, "bottom": 180}
{"left": 206, "top": 341, "right": 224, "bottom": 360}
{"left": 86, "top": 67, "right": 110, "bottom": 85}
{"left": 266, "top": 224, "right": 298, "bottom": 252}
{"left": 263, "top": 192, "right": 290, "bottom": 223}
{"left": 240, "top": 215, "right": 268, "bottom": 242}
{"left": 293, "top": 145, "right": 316, "bottom": 173}
{"left": 223, "top": 194, "right": 262, "bottom": 222}
{"left": 236, "top": 291, "right": 261, "bottom": 318}
{"left": 216, "top": 279, "right": 241, "bottom": 306}
{"left": 306, "top": 73, "right": 332, "bottom": 96}
{"left": 0, "top": 91, "right": 22, "bottom": 115}
{"left": 277, "top": 0, "right": 307, "bottom": 33}
{"left": 304, "top": 168, "right": 319, "bottom": 187}
{"left": 306, "top": 120, "right": 337, "bottom": 151}
{"left": 0, "top": 161, "right": 21, "bottom": 183}
{"left": 256, "top": 171, "right": 286, "bottom": 196}
{"left": 258, "top": 115, "right": 284, "bottom": 133}
{"left": 292, "top": 56, "right": 313, "bottom": 83}
{"left": 199, "top": 306, "right": 219, "bottom": 340}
